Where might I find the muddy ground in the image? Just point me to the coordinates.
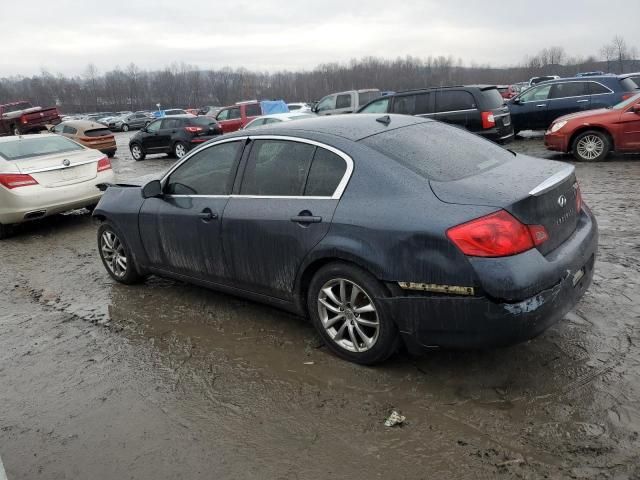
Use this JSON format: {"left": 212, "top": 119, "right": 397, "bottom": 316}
{"left": 1, "top": 131, "right": 639, "bottom": 479}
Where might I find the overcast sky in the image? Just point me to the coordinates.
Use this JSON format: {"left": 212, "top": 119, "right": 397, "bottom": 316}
{"left": 1, "top": 0, "right": 637, "bottom": 76}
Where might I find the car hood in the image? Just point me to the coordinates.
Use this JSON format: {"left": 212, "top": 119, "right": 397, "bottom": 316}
{"left": 553, "top": 108, "right": 615, "bottom": 123}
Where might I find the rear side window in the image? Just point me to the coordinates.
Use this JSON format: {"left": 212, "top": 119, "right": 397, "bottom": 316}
{"left": 393, "top": 93, "right": 431, "bottom": 115}
{"left": 166, "top": 141, "right": 241, "bottom": 195}
{"left": 161, "top": 118, "right": 180, "bottom": 129}
{"left": 245, "top": 104, "right": 261, "bottom": 117}
{"left": 336, "top": 94, "right": 352, "bottom": 109}
{"left": 62, "top": 125, "right": 78, "bottom": 135}
{"left": 550, "top": 82, "right": 588, "bottom": 99}
{"left": 480, "top": 89, "right": 505, "bottom": 109}
{"left": 620, "top": 77, "right": 638, "bottom": 91}
{"left": 435, "top": 91, "right": 475, "bottom": 112}
{"left": 84, "top": 128, "right": 111, "bottom": 137}
{"left": 361, "top": 122, "right": 512, "bottom": 182}
{"left": 240, "top": 140, "right": 315, "bottom": 196}
{"left": 304, "top": 148, "right": 347, "bottom": 197}
{"left": 0, "top": 136, "right": 84, "bottom": 160}
{"left": 358, "top": 91, "right": 380, "bottom": 105}
{"left": 588, "top": 82, "right": 611, "bottom": 94}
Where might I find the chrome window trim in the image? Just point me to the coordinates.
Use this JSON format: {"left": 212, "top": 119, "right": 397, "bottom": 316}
{"left": 161, "top": 135, "right": 354, "bottom": 201}
{"left": 521, "top": 81, "right": 613, "bottom": 103}
{"left": 433, "top": 108, "right": 478, "bottom": 114}
{"left": 22, "top": 157, "right": 99, "bottom": 174}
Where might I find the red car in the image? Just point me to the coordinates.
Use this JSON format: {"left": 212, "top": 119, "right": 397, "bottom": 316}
{"left": 214, "top": 101, "right": 262, "bottom": 133}
{"left": 545, "top": 92, "right": 640, "bottom": 161}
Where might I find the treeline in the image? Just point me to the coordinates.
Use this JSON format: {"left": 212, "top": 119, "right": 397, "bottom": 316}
{"left": 0, "top": 37, "right": 637, "bottom": 113}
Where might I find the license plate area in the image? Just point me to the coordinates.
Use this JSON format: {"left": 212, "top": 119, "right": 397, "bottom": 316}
{"left": 572, "top": 267, "right": 585, "bottom": 287}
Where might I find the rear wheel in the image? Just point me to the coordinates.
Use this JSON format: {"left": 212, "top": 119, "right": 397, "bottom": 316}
{"left": 307, "top": 262, "right": 399, "bottom": 365}
{"left": 173, "top": 141, "right": 188, "bottom": 159}
{"left": 130, "top": 143, "right": 145, "bottom": 161}
{"left": 11, "top": 125, "right": 20, "bottom": 136}
{"left": 121, "top": 124, "right": 130, "bottom": 132}
{"left": 97, "top": 222, "right": 143, "bottom": 284}
{"left": 572, "top": 130, "right": 610, "bottom": 162}
{"left": 106, "top": 150, "right": 116, "bottom": 158}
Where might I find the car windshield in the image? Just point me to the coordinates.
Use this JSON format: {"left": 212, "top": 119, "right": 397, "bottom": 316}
{"left": 3, "top": 102, "right": 32, "bottom": 113}
{"left": 361, "top": 122, "right": 512, "bottom": 182}
{"left": 0, "top": 136, "right": 84, "bottom": 160}
{"left": 613, "top": 92, "right": 640, "bottom": 110}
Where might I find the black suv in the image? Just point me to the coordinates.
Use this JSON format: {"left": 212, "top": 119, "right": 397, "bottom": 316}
{"left": 357, "top": 86, "right": 513, "bottom": 143}
{"left": 129, "top": 115, "right": 222, "bottom": 161}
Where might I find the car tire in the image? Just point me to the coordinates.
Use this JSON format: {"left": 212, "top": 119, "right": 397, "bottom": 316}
{"left": 0, "top": 222, "right": 13, "bottom": 240}
{"left": 173, "top": 141, "right": 188, "bottom": 159}
{"left": 121, "top": 124, "right": 129, "bottom": 132}
{"left": 572, "top": 130, "right": 610, "bottom": 162}
{"left": 130, "top": 143, "right": 145, "bottom": 161}
{"left": 307, "top": 262, "right": 399, "bottom": 365}
{"left": 11, "top": 125, "right": 20, "bottom": 136}
{"left": 97, "top": 222, "right": 144, "bottom": 284}
{"left": 107, "top": 151, "right": 116, "bottom": 158}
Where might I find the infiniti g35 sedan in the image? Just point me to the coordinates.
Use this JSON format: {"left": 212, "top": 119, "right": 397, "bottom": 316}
{"left": 94, "top": 114, "right": 598, "bottom": 365}
{"left": 0, "top": 134, "right": 114, "bottom": 239}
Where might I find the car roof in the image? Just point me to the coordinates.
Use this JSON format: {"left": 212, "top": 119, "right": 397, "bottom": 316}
{"left": 0, "top": 132, "right": 60, "bottom": 144}
{"left": 257, "top": 112, "right": 313, "bottom": 120}
{"left": 227, "top": 114, "right": 431, "bottom": 141}
{"left": 60, "top": 120, "right": 110, "bottom": 130}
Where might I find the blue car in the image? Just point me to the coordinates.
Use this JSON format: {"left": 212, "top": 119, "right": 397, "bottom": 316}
{"left": 508, "top": 75, "right": 639, "bottom": 133}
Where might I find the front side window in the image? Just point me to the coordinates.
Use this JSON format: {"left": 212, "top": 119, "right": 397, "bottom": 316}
{"left": 360, "top": 98, "right": 390, "bottom": 114}
{"left": 549, "top": 82, "right": 588, "bottom": 99}
{"left": 336, "top": 94, "right": 352, "bottom": 109}
{"left": 520, "top": 84, "right": 552, "bottom": 102}
{"left": 165, "top": 141, "right": 242, "bottom": 195}
{"left": 435, "top": 91, "right": 475, "bottom": 112}
{"left": 216, "top": 109, "right": 230, "bottom": 121}
{"left": 146, "top": 120, "right": 161, "bottom": 133}
{"left": 245, "top": 104, "right": 261, "bottom": 117}
{"left": 227, "top": 108, "right": 241, "bottom": 120}
{"left": 316, "top": 95, "right": 336, "bottom": 113}
{"left": 304, "top": 148, "right": 347, "bottom": 197}
{"left": 240, "top": 140, "right": 315, "bottom": 196}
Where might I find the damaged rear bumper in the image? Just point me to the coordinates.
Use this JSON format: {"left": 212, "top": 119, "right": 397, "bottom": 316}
{"left": 380, "top": 254, "right": 595, "bottom": 353}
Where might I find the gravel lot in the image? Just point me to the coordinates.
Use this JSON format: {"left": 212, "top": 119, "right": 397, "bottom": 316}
{"left": 1, "top": 131, "right": 639, "bottom": 479}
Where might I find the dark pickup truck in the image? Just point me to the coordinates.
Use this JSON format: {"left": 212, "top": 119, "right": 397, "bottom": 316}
{"left": 0, "top": 101, "right": 61, "bottom": 136}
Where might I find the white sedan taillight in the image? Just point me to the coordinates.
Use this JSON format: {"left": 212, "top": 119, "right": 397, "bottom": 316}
{"left": 0, "top": 173, "right": 39, "bottom": 189}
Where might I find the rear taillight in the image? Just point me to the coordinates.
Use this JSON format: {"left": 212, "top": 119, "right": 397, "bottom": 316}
{"left": 447, "top": 210, "right": 548, "bottom": 257}
{"left": 97, "top": 157, "right": 112, "bottom": 172}
{"left": 0, "top": 173, "right": 38, "bottom": 189}
{"left": 481, "top": 111, "right": 495, "bottom": 129}
{"left": 21, "top": 116, "right": 28, "bottom": 124}
{"left": 185, "top": 126, "right": 203, "bottom": 133}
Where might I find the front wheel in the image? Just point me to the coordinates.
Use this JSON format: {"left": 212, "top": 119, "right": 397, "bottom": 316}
{"left": 130, "top": 143, "right": 145, "bottom": 161}
{"left": 173, "top": 141, "right": 188, "bottom": 159}
{"left": 121, "top": 124, "right": 130, "bottom": 132}
{"left": 572, "top": 130, "right": 610, "bottom": 162}
{"left": 97, "top": 222, "right": 143, "bottom": 284}
{"left": 307, "top": 262, "right": 399, "bottom": 365}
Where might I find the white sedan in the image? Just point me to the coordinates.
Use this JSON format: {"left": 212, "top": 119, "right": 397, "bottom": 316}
{"left": 0, "top": 134, "right": 115, "bottom": 238}
{"left": 243, "top": 112, "right": 315, "bottom": 130}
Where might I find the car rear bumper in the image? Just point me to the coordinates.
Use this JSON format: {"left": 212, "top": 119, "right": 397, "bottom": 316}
{"left": 0, "top": 170, "right": 114, "bottom": 224}
{"left": 381, "top": 207, "right": 598, "bottom": 352}
{"left": 478, "top": 128, "right": 515, "bottom": 144}
{"left": 544, "top": 131, "right": 570, "bottom": 152}
{"left": 190, "top": 135, "right": 220, "bottom": 145}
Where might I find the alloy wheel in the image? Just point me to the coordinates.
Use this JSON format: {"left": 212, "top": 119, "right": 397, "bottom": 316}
{"left": 576, "top": 134, "right": 604, "bottom": 161}
{"left": 122, "top": 124, "right": 129, "bottom": 132}
{"left": 100, "top": 230, "right": 128, "bottom": 278}
{"left": 317, "top": 278, "right": 379, "bottom": 353}
{"left": 175, "top": 143, "right": 187, "bottom": 158}
{"left": 131, "top": 145, "right": 142, "bottom": 160}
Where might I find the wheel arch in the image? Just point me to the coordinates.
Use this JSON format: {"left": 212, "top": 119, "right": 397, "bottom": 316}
{"left": 569, "top": 126, "right": 614, "bottom": 152}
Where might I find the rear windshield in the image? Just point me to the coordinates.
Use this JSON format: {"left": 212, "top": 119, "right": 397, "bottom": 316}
{"left": 620, "top": 77, "right": 639, "bottom": 91}
{"left": 84, "top": 128, "right": 112, "bottom": 137}
{"left": 0, "top": 136, "right": 84, "bottom": 161}
{"left": 481, "top": 88, "right": 506, "bottom": 109}
{"left": 361, "top": 122, "right": 512, "bottom": 182}
{"left": 358, "top": 91, "right": 381, "bottom": 105}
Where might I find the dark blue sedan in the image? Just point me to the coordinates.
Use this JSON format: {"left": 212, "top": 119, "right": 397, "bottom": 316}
{"left": 94, "top": 115, "right": 598, "bottom": 364}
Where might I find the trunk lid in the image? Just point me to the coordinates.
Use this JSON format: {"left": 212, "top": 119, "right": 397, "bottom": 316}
{"left": 16, "top": 149, "right": 101, "bottom": 187}
{"left": 431, "top": 156, "right": 580, "bottom": 255}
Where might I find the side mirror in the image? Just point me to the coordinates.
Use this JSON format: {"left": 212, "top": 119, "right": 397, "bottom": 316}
{"left": 141, "top": 179, "right": 162, "bottom": 199}
{"left": 632, "top": 104, "right": 640, "bottom": 114}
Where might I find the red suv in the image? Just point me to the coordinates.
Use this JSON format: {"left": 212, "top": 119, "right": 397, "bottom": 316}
{"left": 545, "top": 92, "right": 640, "bottom": 161}
{"left": 215, "top": 102, "right": 262, "bottom": 133}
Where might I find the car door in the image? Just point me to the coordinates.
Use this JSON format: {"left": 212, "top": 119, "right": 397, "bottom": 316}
{"left": 222, "top": 138, "right": 350, "bottom": 299}
{"left": 138, "top": 139, "right": 244, "bottom": 282}
{"left": 547, "top": 81, "right": 590, "bottom": 124}
{"left": 588, "top": 81, "right": 615, "bottom": 109}
{"left": 140, "top": 119, "right": 164, "bottom": 151}
{"left": 131, "top": 114, "right": 145, "bottom": 128}
{"left": 216, "top": 107, "right": 242, "bottom": 133}
{"left": 433, "top": 90, "right": 476, "bottom": 129}
{"left": 315, "top": 95, "right": 337, "bottom": 116}
{"left": 334, "top": 93, "right": 355, "bottom": 114}
{"left": 155, "top": 118, "right": 179, "bottom": 152}
{"left": 618, "top": 100, "right": 640, "bottom": 150}
{"left": 510, "top": 83, "right": 552, "bottom": 130}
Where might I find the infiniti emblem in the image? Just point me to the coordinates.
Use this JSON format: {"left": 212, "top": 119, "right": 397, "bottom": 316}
{"left": 62, "top": 159, "right": 71, "bottom": 167}
{"left": 557, "top": 195, "right": 567, "bottom": 208}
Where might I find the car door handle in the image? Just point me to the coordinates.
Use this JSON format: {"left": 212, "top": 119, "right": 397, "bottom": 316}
{"left": 576, "top": 99, "right": 589, "bottom": 103}
{"left": 291, "top": 215, "right": 322, "bottom": 224}
{"left": 536, "top": 104, "right": 546, "bottom": 108}
{"left": 198, "top": 209, "right": 218, "bottom": 221}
